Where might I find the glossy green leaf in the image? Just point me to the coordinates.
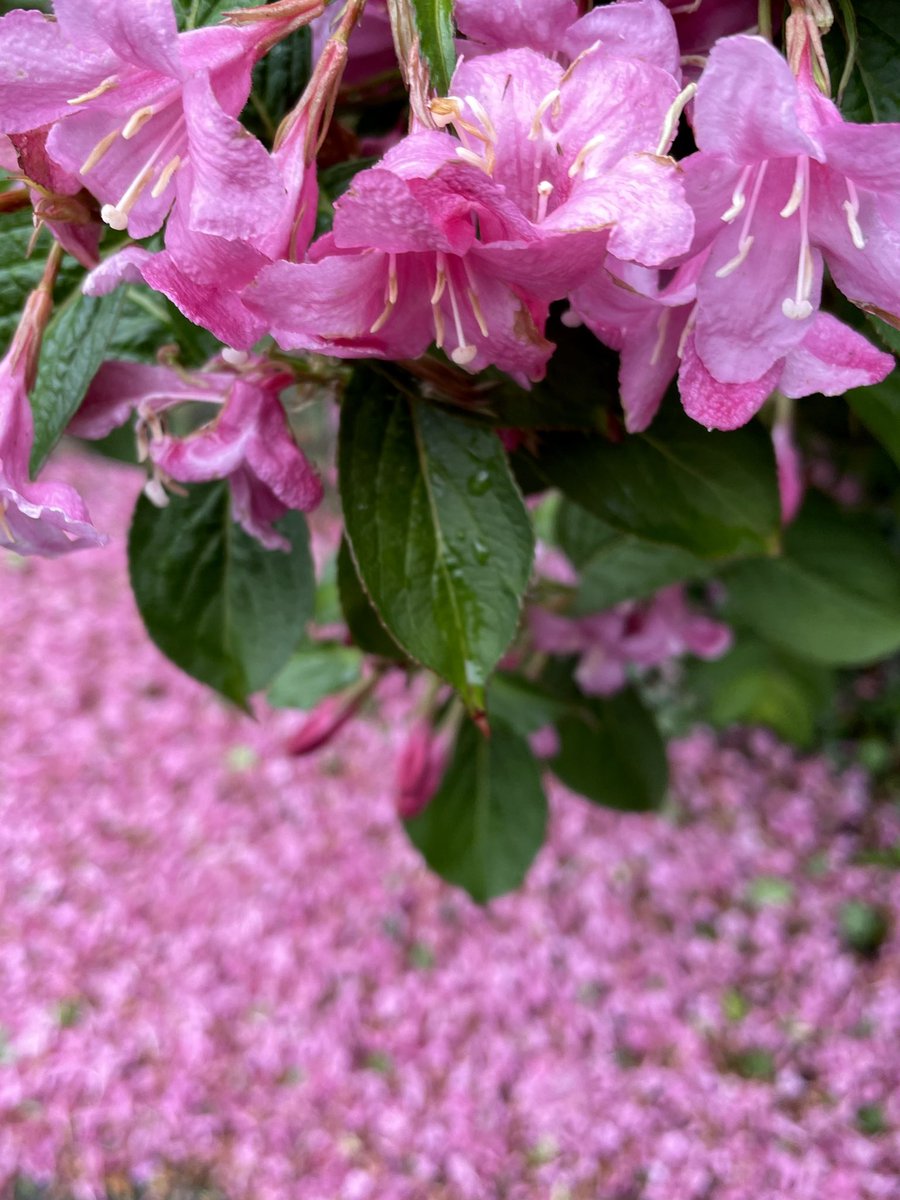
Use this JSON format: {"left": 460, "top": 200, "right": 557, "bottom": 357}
{"left": 129, "top": 482, "right": 315, "bottom": 707}
{"left": 29, "top": 290, "right": 125, "bottom": 474}
{"left": 0, "top": 212, "right": 82, "bottom": 351}
{"left": 834, "top": 0, "right": 900, "bottom": 122}
{"left": 723, "top": 492, "right": 900, "bottom": 666}
{"left": 522, "top": 406, "right": 780, "bottom": 559}
{"left": 410, "top": 0, "right": 457, "bottom": 96}
{"left": 551, "top": 687, "right": 668, "bottom": 812}
{"left": 847, "top": 366, "right": 900, "bottom": 467}
{"left": 685, "top": 635, "right": 834, "bottom": 748}
{"left": 267, "top": 641, "right": 363, "bottom": 710}
{"left": 336, "top": 537, "right": 406, "bottom": 660}
{"left": 405, "top": 719, "right": 548, "bottom": 903}
{"left": 339, "top": 367, "right": 534, "bottom": 711}
{"left": 487, "top": 674, "right": 568, "bottom": 738}
{"left": 556, "top": 499, "right": 712, "bottom": 611}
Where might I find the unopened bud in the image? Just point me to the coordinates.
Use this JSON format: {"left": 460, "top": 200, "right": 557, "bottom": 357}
{"left": 395, "top": 722, "right": 449, "bottom": 819}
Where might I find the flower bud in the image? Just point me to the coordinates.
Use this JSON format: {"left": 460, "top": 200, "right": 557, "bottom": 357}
{"left": 394, "top": 722, "right": 449, "bottom": 819}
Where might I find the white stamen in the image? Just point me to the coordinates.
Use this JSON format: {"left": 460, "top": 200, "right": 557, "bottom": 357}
{"left": 144, "top": 475, "right": 170, "bottom": 508}
{"left": 464, "top": 95, "right": 497, "bottom": 145}
{"left": 782, "top": 297, "right": 814, "bottom": 320}
{"left": 528, "top": 89, "right": 561, "bottom": 141}
{"left": 455, "top": 145, "right": 489, "bottom": 171}
{"left": 462, "top": 257, "right": 489, "bottom": 337}
{"left": 369, "top": 254, "right": 399, "bottom": 333}
{"left": 436, "top": 253, "right": 477, "bottom": 366}
{"left": 715, "top": 236, "right": 754, "bottom": 277}
{"left": 122, "top": 105, "right": 157, "bottom": 140}
{"left": 568, "top": 133, "right": 607, "bottom": 178}
{"left": 222, "top": 348, "right": 249, "bottom": 367}
{"left": 780, "top": 157, "right": 806, "bottom": 218}
{"left": 80, "top": 128, "right": 121, "bottom": 175}
{"left": 656, "top": 82, "right": 697, "bottom": 156}
{"left": 721, "top": 167, "right": 751, "bottom": 223}
{"left": 100, "top": 117, "right": 185, "bottom": 231}
{"left": 100, "top": 203, "right": 130, "bottom": 231}
{"left": 843, "top": 179, "right": 865, "bottom": 249}
{"left": 67, "top": 75, "right": 118, "bottom": 106}
{"left": 782, "top": 157, "right": 814, "bottom": 320}
{"left": 0, "top": 501, "right": 14, "bottom": 543}
{"left": 150, "top": 155, "right": 182, "bottom": 199}
{"left": 536, "top": 179, "right": 554, "bottom": 224}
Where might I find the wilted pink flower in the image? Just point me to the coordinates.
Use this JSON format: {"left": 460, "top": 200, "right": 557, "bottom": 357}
{"left": 0, "top": 268, "right": 106, "bottom": 557}
{"left": 6, "top": 128, "right": 101, "bottom": 267}
{"left": 682, "top": 32, "right": 900, "bottom": 393}
{"left": 0, "top": 0, "right": 319, "bottom": 239}
{"left": 244, "top": 44, "right": 693, "bottom": 382}
{"left": 530, "top": 585, "right": 731, "bottom": 696}
{"left": 71, "top": 357, "right": 322, "bottom": 551}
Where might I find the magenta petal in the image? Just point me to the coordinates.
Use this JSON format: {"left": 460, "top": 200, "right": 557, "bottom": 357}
{"left": 0, "top": 10, "right": 115, "bottom": 132}
{"left": 563, "top": 0, "right": 680, "bottom": 77}
{"left": 70, "top": 361, "right": 227, "bottom": 440}
{"left": 182, "top": 74, "right": 284, "bottom": 241}
{"left": 778, "top": 312, "right": 894, "bottom": 399}
{"left": 820, "top": 119, "right": 900, "bottom": 194}
{"left": 694, "top": 36, "right": 823, "bottom": 163}
{"left": 332, "top": 168, "right": 468, "bottom": 255}
{"left": 679, "top": 333, "right": 782, "bottom": 430}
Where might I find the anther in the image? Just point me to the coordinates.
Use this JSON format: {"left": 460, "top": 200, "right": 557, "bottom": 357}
{"left": 80, "top": 129, "right": 121, "bottom": 176}
{"left": 843, "top": 180, "right": 865, "bottom": 249}
{"left": 67, "top": 75, "right": 118, "bottom": 106}
{"left": 528, "top": 89, "right": 561, "bottom": 141}
{"left": 122, "top": 106, "right": 157, "bottom": 140}
{"left": 721, "top": 166, "right": 752, "bottom": 223}
{"left": 536, "top": 180, "right": 554, "bottom": 224}
{"left": 780, "top": 157, "right": 806, "bottom": 219}
{"left": 656, "top": 82, "right": 697, "bottom": 156}
{"left": 150, "top": 155, "right": 182, "bottom": 199}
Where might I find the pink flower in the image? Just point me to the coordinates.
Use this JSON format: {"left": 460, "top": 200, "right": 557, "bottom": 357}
{"left": 772, "top": 414, "right": 804, "bottom": 525}
{"left": 0, "top": 0, "right": 317, "bottom": 239}
{"left": 682, "top": 32, "right": 900, "bottom": 391}
{"left": 0, "top": 279, "right": 106, "bottom": 557}
{"left": 71, "top": 357, "right": 322, "bottom": 551}
{"left": 244, "top": 45, "right": 692, "bottom": 382}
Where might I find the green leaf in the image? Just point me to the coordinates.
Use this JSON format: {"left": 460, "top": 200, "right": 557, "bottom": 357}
{"left": 723, "top": 492, "right": 900, "bottom": 666}
{"left": 173, "top": 0, "right": 265, "bottom": 30}
{"left": 487, "top": 674, "right": 568, "bottom": 738}
{"left": 410, "top": 0, "right": 457, "bottom": 96}
{"left": 267, "top": 641, "right": 363, "bottom": 710}
{"left": 128, "top": 482, "right": 315, "bottom": 707}
{"left": 835, "top": 0, "right": 900, "bottom": 122}
{"left": 29, "top": 289, "right": 125, "bottom": 474}
{"left": 556, "top": 499, "right": 712, "bottom": 611}
{"left": 336, "top": 537, "right": 406, "bottom": 660}
{"left": 551, "top": 687, "right": 668, "bottom": 812}
{"left": 847, "top": 365, "right": 900, "bottom": 467}
{"left": 339, "top": 367, "right": 534, "bottom": 710}
{"left": 685, "top": 635, "right": 834, "bottom": 748}
{"left": 521, "top": 405, "right": 780, "bottom": 559}
{"left": 405, "top": 719, "right": 548, "bottom": 903}
{"left": 0, "top": 212, "right": 82, "bottom": 351}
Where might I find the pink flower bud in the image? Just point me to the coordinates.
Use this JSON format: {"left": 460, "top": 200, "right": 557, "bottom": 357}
{"left": 285, "top": 694, "right": 358, "bottom": 756}
{"left": 394, "top": 722, "right": 449, "bottom": 819}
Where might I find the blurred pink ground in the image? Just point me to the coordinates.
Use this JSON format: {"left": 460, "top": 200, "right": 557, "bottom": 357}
{"left": 0, "top": 450, "right": 898, "bottom": 1200}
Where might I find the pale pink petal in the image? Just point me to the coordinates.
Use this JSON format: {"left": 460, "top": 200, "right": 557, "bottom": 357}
{"left": 820, "top": 120, "right": 900, "bottom": 194}
{"left": 70, "top": 361, "right": 228, "bottom": 440}
{"left": 563, "top": 0, "right": 680, "bottom": 77}
{"left": 455, "top": 0, "right": 577, "bottom": 54}
{"left": 679, "top": 332, "right": 782, "bottom": 430}
{"left": 694, "top": 36, "right": 823, "bottom": 164}
{"left": 575, "top": 647, "right": 628, "bottom": 696}
{"left": 778, "top": 311, "right": 894, "bottom": 399}
{"left": 0, "top": 10, "right": 115, "bottom": 131}
{"left": 54, "top": 0, "right": 180, "bottom": 78}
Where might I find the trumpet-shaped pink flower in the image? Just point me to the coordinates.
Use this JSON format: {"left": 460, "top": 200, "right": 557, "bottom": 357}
{"left": 0, "top": 290, "right": 106, "bottom": 557}
{"left": 394, "top": 721, "right": 450, "bottom": 819}
{"left": 0, "top": 0, "right": 313, "bottom": 239}
{"left": 72, "top": 357, "right": 322, "bottom": 551}
{"left": 244, "top": 46, "right": 692, "bottom": 381}
{"left": 682, "top": 33, "right": 900, "bottom": 388}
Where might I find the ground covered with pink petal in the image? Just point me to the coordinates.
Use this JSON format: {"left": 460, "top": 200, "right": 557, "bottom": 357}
{"left": 1, "top": 451, "right": 898, "bottom": 1200}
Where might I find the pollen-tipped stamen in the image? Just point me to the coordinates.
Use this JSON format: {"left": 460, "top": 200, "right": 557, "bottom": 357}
{"left": 67, "top": 75, "right": 119, "bottom": 106}
{"left": 842, "top": 179, "right": 866, "bottom": 250}
{"left": 715, "top": 160, "right": 768, "bottom": 278}
{"left": 100, "top": 118, "right": 186, "bottom": 231}
{"left": 782, "top": 157, "right": 814, "bottom": 320}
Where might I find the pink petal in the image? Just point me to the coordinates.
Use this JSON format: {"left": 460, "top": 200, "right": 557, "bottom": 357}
{"left": 182, "top": 74, "right": 285, "bottom": 241}
{"left": 821, "top": 119, "right": 900, "bottom": 194}
{"left": 679, "top": 332, "right": 782, "bottom": 430}
{"left": 0, "top": 10, "right": 115, "bottom": 131}
{"left": 771, "top": 420, "right": 804, "bottom": 525}
{"left": 70, "top": 361, "right": 228, "bottom": 440}
{"left": 455, "top": 0, "right": 577, "bottom": 54}
{"left": 694, "top": 36, "right": 823, "bottom": 164}
{"left": 332, "top": 166, "right": 475, "bottom": 255}
{"left": 563, "top": 0, "right": 680, "bottom": 77}
{"left": 54, "top": 0, "right": 180, "bottom": 78}
{"left": 778, "top": 311, "right": 894, "bottom": 399}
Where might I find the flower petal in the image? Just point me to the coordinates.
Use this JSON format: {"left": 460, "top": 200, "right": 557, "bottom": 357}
{"left": 563, "top": 0, "right": 680, "bottom": 77}
{"left": 455, "top": 0, "right": 577, "bottom": 54}
{"left": 778, "top": 311, "right": 894, "bottom": 399}
{"left": 679, "top": 331, "right": 781, "bottom": 430}
{"left": 54, "top": 0, "right": 180, "bottom": 78}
